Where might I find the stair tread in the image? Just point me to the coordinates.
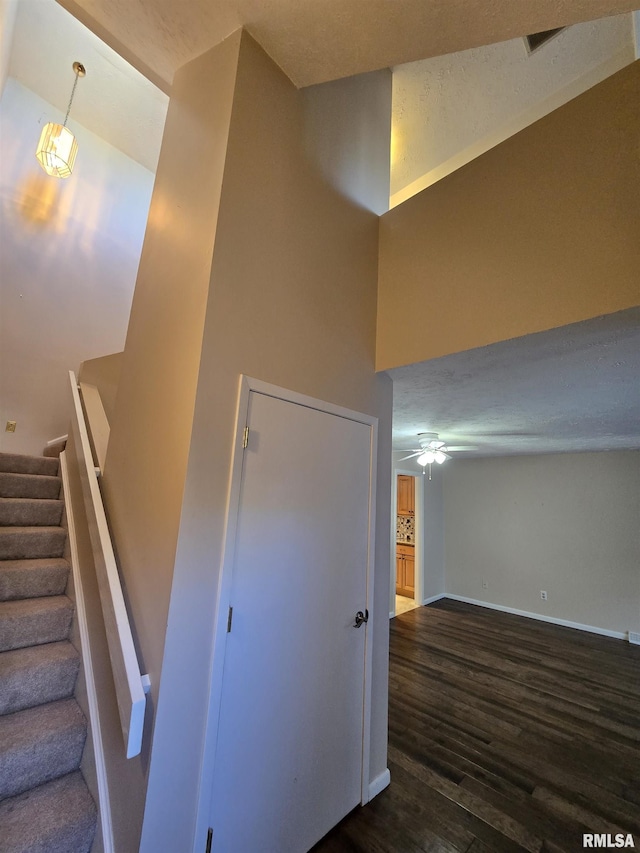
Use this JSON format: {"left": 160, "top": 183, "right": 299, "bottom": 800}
{"left": 0, "top": 474, "right": 61, "bottom": 500}
{"left": 0, "top": 641, "right": 80, "bottom": 715}
{"left": 0, "top": 698, "right": 86, "bottom": 800}
{"left": 0, "top": 499, "right": 64, "bottom": 527}
{"left": 0, "top": 498, "right": 63, "bottom": 504}
{"left": 0, "top": 558, "right": 69, "bottom": 570}
{"left": 0, "top": 527, "right": 66, "bottom": 561}
{"left": 0, "top": 596, "right": 73, "bottom": 652}
{"left": 0, "top": 640, "right": 79, "bottom": 674}
{"left": 0, "top": 453, "right": 59, "bottom": 477}
{"left": 0, "top": 558, "right": 69, "bottom": 601}
{"left": 0, "top": 526, "right": 66, "bottom": 535}
{"left": 0, "top": 771, "right": 96, "bottom": 853}
{"left": 0, "top": 595, "right": 73, "bottom": 618}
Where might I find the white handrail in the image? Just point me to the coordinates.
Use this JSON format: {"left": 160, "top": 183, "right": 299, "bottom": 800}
{"left": 68, "top": 370, "right": 147, "bottom": 758}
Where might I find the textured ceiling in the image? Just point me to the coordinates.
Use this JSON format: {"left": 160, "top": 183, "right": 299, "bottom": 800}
{"left": 391, "top": 14, "right": 635, "bottom": 201}
{"left": 390, "top": 309, "right": 640, "bottom": 458}
{"left": 57, "top": 0, "right": 640, "bottom": 91}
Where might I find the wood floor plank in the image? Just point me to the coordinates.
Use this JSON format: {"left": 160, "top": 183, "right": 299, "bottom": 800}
{"left": 313, "top": 599, "right": 640, "bottom": 853}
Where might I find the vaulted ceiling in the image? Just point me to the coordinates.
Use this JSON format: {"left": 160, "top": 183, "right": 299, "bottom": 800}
{"left": 7, "top": 0, "right": 638, "bottom": 460}
{"left": 58, "top": 0, "right": 640, "bottom": 91}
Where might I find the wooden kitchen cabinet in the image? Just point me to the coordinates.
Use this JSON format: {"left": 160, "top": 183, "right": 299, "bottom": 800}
{"left": 397, "top": 475, "right": 415, "bottom": 516}
{"left": 395, "top": 543, "right": 415, "bottom": 598}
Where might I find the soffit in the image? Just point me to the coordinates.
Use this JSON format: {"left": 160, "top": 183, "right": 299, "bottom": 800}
{"left": 57, "top": 0, "right": 640, "bottom": 91}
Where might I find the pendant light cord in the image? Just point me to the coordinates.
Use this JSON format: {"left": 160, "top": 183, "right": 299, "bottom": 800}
{"left": 63, "top": 62, "right": 85, "bottom": 127}
{"left": 63, "top": 70, "right": 80, "bottom": 128}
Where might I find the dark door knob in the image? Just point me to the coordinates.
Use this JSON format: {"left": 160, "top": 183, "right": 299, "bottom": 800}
{"left": 353, "top": 610, "right": 369, "bottom": 628}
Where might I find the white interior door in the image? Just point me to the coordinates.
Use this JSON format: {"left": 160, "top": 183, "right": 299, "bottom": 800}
{"left": 209, "top": 390, "right": 374, "bottom": 852}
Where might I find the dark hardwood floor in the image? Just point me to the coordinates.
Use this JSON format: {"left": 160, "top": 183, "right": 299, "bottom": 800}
{"left": 313, "top": 599, "right": 640, "bottom": 853}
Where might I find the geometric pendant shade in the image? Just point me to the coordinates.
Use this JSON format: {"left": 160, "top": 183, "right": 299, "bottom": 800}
{"left": 35, "top": 123, "right": 78, "bottom": 179}
{"left": 35, "top": 61, "right": 85, "bottom": 179}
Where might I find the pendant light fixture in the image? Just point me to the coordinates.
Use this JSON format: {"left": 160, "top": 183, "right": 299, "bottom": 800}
{"left": 35, "top": 61, "right": 86, "bottom": 178}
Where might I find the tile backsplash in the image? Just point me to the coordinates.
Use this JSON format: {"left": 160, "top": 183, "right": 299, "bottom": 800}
{"left": 396, "top": 515, "right": 415, "bottom": 544}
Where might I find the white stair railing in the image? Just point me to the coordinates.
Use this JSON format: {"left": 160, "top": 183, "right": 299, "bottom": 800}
{"left": 68, "top": 370, "right": 148, "bottom": 758}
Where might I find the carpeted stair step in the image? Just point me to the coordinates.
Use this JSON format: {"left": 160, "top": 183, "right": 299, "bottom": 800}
{"left": 0, "top": 527, "right": 66, "bottom": 561}
{"left": 0, "top": 558, "right": 69, "bottom": 601}
{"left": 0, "top": 453, "right": 59, "bottom": 477}
{"left": 0, "top": 699, "right": 87, "bottom": 800}
{"left": 0, "top": 473, "right": 61, "bottom": 500}
{"left": 0, "top": 641, "right": 80, "bottom": 715}
{"left": 0, "top": 770, "right": 96, "bottom": 853}
{"left": 0, "top": 596, "right": 73, "bottom": 652}
{"left": 0, "top": 499, "right": 63, "bottom": 528}
{"left": 43, "top": 440, "right": 67, "bottom": 459}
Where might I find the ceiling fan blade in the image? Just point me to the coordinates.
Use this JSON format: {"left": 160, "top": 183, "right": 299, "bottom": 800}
{"left": 397, "top": 451, "right": 422, "bottom": 461}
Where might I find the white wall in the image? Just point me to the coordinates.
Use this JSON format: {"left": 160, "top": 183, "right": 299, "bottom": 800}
{"left": 0, "top": 78, "right": 154, "bottom": 453}
{"left": 391, "top": 13, "right": 636, "bottom": 206}
{"left": 443, "top": 451, "right": 640, "bottom": 636}
{"left": 423, "top": 466, "right": 445, "bottom": 601}
{"left": 0, "top": 0, "right": 17, "bottom": 98}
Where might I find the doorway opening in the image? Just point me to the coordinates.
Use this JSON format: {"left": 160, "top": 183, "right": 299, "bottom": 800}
{"left": 390, "top": 471, "right": 422, "bottom": 617}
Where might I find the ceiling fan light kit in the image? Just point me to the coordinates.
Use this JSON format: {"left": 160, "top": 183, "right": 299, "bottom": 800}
{"left": 398, "top": 433, "right": 455, "bottom": 478}
{"left": 400, "top": 433, "right": 450, "bottom": 464}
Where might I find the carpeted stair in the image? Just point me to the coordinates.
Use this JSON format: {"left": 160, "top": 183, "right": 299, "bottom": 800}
{"left": 0, "top": 452, "right": 97, "bottom": 853}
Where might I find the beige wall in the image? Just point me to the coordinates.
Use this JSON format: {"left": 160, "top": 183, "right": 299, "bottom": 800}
{"left": 141, "top": 33, "right": 392, "bottom": 852}
{"left": 79, "top": 352, "right": 123, "bottom": 426}
{"left": 100, "top": 29, "right": 391, "bottom": 852}
{"left": 443, "top": 451, "right": 640, "bottom": 635}
{"left": 0, "top": 79, "right": 153, "bottom": 454}
{"left": 100, "top": 33, "right": 243, "bottom": 799}
{"left": 378, "top": 60, "right": 640, "bottom": 370}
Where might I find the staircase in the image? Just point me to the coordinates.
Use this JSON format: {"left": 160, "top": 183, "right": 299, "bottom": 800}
{"left": 0, "top": 452, "right": 97, "bottom": 853}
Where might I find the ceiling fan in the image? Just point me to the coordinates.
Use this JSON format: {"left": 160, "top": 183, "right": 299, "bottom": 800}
{"left": 398, "top": 433, "right": 477, "bottom": 466}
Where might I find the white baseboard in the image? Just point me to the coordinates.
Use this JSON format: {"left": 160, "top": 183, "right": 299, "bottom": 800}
{"left": 60, "top": 452, "right": 114, "bottom": 853}
{"left": 444, "top": 594, "right": 627, "bottom": 640}
{"left": 368, "top": 768, "right": 391, "bottom": 801}
{"left": 423, "top": 593, "right": 446, "bottom": 606}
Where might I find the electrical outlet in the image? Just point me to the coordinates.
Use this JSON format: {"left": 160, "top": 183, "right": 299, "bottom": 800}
{"left": 540, "top": 590, "right": 548, "bottom": 601}
{"left": 482, "top": 579, "right": 488, "bottom": 590}
{"left": 5, "top": 421, "right": 16, "bottom": 433}
{"left": 629, "top": 632, "right": 640, "bottom": 645}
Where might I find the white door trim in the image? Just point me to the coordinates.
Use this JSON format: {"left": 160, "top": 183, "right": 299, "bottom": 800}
{"left": 194, "top": 375, "right": 378, "bottom": 850}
